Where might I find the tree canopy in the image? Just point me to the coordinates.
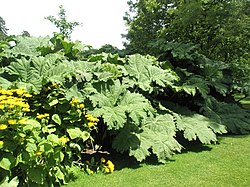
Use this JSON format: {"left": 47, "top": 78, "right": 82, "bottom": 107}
{"left": 45, "top": 5, "right": 82, "bottom": 39}
{"left": 0, "top": 16, "right": 8, "bottom": 40}
{"left": 123, "top": 0, "right": 250, "bottom": 93}
{"left": 124, "top": 0, "right": 250, "bottom": 63}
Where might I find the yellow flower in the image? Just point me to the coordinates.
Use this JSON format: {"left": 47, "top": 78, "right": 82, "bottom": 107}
{"left": 22, "top": 108, "right": 30, "bottom": 112}
{"left": 8, "top": 105, "right": 15, "bottom": 109}
{"left": 44, "top": 113, "right": 50, "bottom": 117}
{"left": 0, "top": 95, "right": 7, "bottom": 100}
{"left": 0, "top": 140, "right": 4, "bottom": 148}
{"left": 36, "top": 114, "right": 44, "bottom": 119}
{"left": 0, "top": 105, "right": 4, "bottom": 110}
{"left": 105, "top": 167, "right": 110, "bottom": 173}
{"left": 36, "top": 113, "right": 49, "bottom": 119}
{"left": 0, "top": 124, "right": 8, "bottom": 130}
{"left": 70, "top": 98, "right": 79, "bottom": 106}
{"left": 100, "top": 157, "right": 106, "bottom": 163}
{"left": 59, "top": 136, "right": 69, "bottom": 144}
{"left": 8, "top": 119, "right": 17, "bottom": 125}
{"left": 89, "top": 170, "right": 94, "bottom": 174}
{"left": 102, "top": 160, "right": 115, "bottom": 173}
{"left": 106, "top": 160, "right": 115, "bottom": 173}
{"left": 85, "top": 114, "right": 91, "bottom": 118}
{"left": 23, "top": 93, "right": 32, "bottom": 98}
{"left": 79, "top": 103, "right": 84, "bottom": 109}
{"left": 36, "top": 151, "right": 43, "bottom": 156}
{"left": 2, "top": 90, "right": 13, "bottom": 95}
{"left": 18, "top": 119, "right": 26, "bottom": 124}
{"left": 88, "top": 122, "right": 96, "bottom": 128}
{"left": 15, "top": 89, "right": 25, "bottom": 95}
{"left": 85, "top": 114, "right": 99, "bottom": 123}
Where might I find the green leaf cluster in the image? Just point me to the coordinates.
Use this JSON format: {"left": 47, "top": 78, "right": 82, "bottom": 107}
{"left": 0, "top": 85, "right": 97, "bottom": 186}
{"left": 0, "top": 33, "right": 250, "bottom": 185}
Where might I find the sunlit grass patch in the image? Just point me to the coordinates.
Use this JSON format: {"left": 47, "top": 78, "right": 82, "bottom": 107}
{"left": 65, "top": 135, "right": 250, "bottom": 187}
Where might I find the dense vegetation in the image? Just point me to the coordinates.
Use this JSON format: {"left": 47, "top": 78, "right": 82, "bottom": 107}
{"left": 0, "top": 1, "right": 250, "bottom": 186}
{"left": 123, "top": 0, "right": 250, "bottom": 93}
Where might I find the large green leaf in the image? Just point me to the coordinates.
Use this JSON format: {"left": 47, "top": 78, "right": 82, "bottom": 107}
{"left": 124, "top": 54, "right": 156, "bottom": 92}
{"left": 52, "top": 114, "right": 61, "bottom": 125}
{"left": 89, "top": 79, "right": 155, "bottom": 129}
{"left": 202, "top": 98, "right": 250, "bottom": 134}
{"left": 10, "top": 36, "right": 50, "bottom": 57}
{"left": 0, "top": 77, "right": 12, "bottom": 89}
{"left": 28, "top": 166, "right": 45, "bottom": 185}
{"left": 88, "top": 79, "right": 127, "bottom": 107}
{"left": 120, "top": 92, "right": 154, "bottom": 124}
{"left": 125, "top": 54, "right": 179, "bottom": 92}
{"left": 3, "top": 54, "right": 69, "bottom": 91}
{"left": 140, "top": 128, "right": 182, "bottom": 163}
{"left": 112, "top": 124, "right": 140, "bottom": 153}
{"left": 65, "top": 84, "right": 84, "bottom": 102}
{"left": 0, "top": 176, "right": 19, "bottom": 187}
{"left": 93, "top": 106, "right": 127, "bottom": 130}
{"left": 113, "top": 114, "right": 182, "bottom": 163}
{"left": 134, "top": 114, "right": 181, "bottom": 163}
{"left": 177, "top": 75, "right": 209, "bottom": 97}
{"left": 176, "top": 114, "right": 218, "bottom": 144}
{"left": 70, "top": 61, "right": 94, "bottom": 82}
{"left": 94, "top": 62, "right": 123, "bottom": 81}
{"left": 0, "top": 153, "right": 16, "bottom": 170}
{"left": 5, "top": 58, "right": 31, "bottom": 82}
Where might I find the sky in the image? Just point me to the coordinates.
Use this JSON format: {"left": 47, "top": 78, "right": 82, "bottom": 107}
{"left": 0, "top": 0, "right": 129, "bottom": 49}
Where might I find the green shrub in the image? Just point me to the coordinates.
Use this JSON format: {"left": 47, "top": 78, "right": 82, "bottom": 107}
{"left": 1, "top": 34, "right": 250, "bottom": 186}
{"left": 0, "top": 87, "right": 98, "bottom": 186}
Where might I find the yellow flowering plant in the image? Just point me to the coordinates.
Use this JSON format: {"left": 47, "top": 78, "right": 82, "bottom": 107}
{"left": 0, "top": 84, "right": 100, "bottom": 186}
{"left": 100, "top": 157, "right": 115, "bottom": 173}
{"left": 83, "top": 157, "right": 115, "bottom": 175}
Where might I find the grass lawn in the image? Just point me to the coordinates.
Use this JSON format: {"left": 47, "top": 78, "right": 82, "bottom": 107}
{"left": 65, "top": 135, "right": 250, "bottom": 187}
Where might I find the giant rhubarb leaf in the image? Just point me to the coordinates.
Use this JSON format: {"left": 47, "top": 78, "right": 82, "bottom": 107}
{"left": 124, "top": 54, "right": 179, "bottom": 92}
{"left": 88, "top": 79, "right": 155, "bottom": 129}
{"left": 202, "top": 98, "right": 250, "bottom": 134}
{"left": 93, "top": 106, "right": 127, "bottom": 130}
{"left": 113, "top": 114, "right": 182, "bottom": 163}
{"left": 175, "top": 113, "right": 218, "bottom": 144}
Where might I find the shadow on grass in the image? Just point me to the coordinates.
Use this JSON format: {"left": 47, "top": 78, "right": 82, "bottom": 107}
{"left": 176, "top": 134, "right": 213, "bottom": 154}
{"left": 79, "top": 138, "right": 214, "bottom": 172}
{"left": 107, "top": 150, "right": 142, "bottom": 170}
{"left": 72, "top": 132, "right": 241, "bottom": 177}
{"left": 217, "top": 134, "right": 250, "bottom": 140}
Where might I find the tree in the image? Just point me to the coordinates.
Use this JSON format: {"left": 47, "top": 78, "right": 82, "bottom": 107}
{"left": 124, "top": 0, "right": 250, "bottom": 63}
{"left": 123, "top": 0, "right": 250, "bottom": 94}
{"left": 0, "top": 16, "right": 8, "bottom": 40}
{"left": 21, "top": 30, "right": 30, "bottom": 37}
{"left": 45, "top": 5, "right": 82, "bottom": 39}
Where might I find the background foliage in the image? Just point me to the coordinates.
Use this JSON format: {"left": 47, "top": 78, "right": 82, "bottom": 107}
{"left": 123, "top": 0, "right": 250, "bottom": 92}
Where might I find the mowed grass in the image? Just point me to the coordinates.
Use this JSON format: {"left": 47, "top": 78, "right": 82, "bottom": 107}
{"left": 65, "top": 135, "right": 250, "bottom": 187}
